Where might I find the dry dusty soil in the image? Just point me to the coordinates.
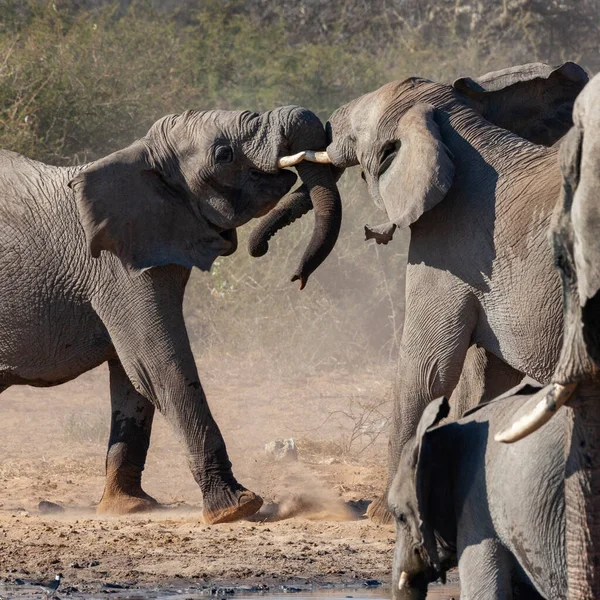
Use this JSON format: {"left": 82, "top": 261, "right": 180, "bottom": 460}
{"left": 0, "top": 362, "right": 459, "bottom": 598}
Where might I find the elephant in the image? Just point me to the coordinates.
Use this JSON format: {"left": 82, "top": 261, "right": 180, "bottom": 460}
{"left": 389, "top": 386, "right": 566, "bottom": 599}
{"left": 0, "top": 105, "right": 341, "bottom": 523}
{"left": 247, "top": 61, "right": 589, "bottom": 524}
{"left": 496, "top": 72, "right": 600, "bottom": 598}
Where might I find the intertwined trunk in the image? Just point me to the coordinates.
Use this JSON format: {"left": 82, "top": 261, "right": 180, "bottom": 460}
{"left": 564, "top": 383, "right": 600, "bottom": 599}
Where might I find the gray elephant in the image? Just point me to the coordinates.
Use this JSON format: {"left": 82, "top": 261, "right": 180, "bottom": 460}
{"left": 248, "top": 62, "right": 588, "bottom": 523}
{"left": 0, "top": 105, "right": 341, "bottom": 522}
{"left": 389, "top": 386, "right": 566, "bottom": 599}
{"left": 497, "top": 72, "right": 600, "bottom": 598}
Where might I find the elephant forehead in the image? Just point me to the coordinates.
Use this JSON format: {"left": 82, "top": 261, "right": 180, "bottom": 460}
{"left": 158, "top": 110, "right": 261, "bottom": 145}
{"left": 344, "top": 78, "right": 438, "bottom": 146}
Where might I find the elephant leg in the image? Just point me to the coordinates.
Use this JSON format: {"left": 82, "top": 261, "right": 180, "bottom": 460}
{"left": 458, "top": 539, "right": 514, "bottom": 599}
{"left": 368, "top": 282, "right": 477, "bottom": 524}
{"left": 449, "top": 346, "right": 524, "bottom": 420}
{"left": 95, "top": 267, "right": 262, "bottom": 524}
{"left": 97, "top": 358, "right": 157, "bottom": 515}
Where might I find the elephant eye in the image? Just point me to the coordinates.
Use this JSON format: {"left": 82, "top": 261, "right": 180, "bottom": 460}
{"left": 378, "top": 142, "right": 398, "bottom": 176}
{"left": 397, "top": 512, "right": 407, "bottom": 524}
{"left": 215, "top": 145, "right": 233, "bottom": 164}
{"left": 360, "top": 171, "right": 366, "bottom": 181}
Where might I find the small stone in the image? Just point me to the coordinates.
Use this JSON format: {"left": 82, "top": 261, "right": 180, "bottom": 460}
{"left": 264, "top": 439, "right": 298, "bottom": 462}
{"left": 38, "top": 501, "right": 65, "bottom": 515}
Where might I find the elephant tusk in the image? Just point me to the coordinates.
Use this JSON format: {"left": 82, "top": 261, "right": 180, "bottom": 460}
{"left": 277, "top": 150, "right": 332, "bottom": 169}
{"left": 398, "top": 572, "right": 409, "bottom": 591}
{"left": 304, "top": 150, "right": 333, "bottom": 164}
{"left": 495, "top": 382, "right": 577, "bottom": 443}
{"left": 277, "top": 152, "right": 306, "bottom": 168}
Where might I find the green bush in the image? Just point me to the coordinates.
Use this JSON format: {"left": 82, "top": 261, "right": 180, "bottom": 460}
{"left": 0, "top": 0, "right": 596, "bottom": 373}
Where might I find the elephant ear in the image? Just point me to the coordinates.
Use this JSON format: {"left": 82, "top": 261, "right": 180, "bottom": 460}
{"left": 414, "top": 397, "right": 451, "bottom": 574}
{"left": 365, "top": 103, "right": 455, "bottom": 242}
{"left": 69, "top": 141, "right": 231, "bottom": 272}
{"left": 453, "top": 62, "right": 588, "bottom": 146}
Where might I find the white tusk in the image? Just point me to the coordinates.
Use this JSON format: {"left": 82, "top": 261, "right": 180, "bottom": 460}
{"left": 398, "top": 571, "right": 409, "bottom": 591}
{"left": 277, "top": 152, "right": 306, "bottom": 168}
{"left": 304, "top": 150, "right": 333, "bottom": 164}
{"left": 495, "top": 382, "right": 577, "bottom": 443}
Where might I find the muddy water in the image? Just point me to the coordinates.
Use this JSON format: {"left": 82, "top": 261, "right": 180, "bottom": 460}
{"left": 0, "top": 584, "right": 460, "bottom": 600}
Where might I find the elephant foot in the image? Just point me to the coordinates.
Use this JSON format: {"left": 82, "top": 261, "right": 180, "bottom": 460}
{"left": 97, "top": 490, "right": 158, "bottom": 515}
{"left": 366, "top": 495, "right": 394, "bottom": 525}
{"left": 202, "top": 488, "right": 263, "bottom": 524}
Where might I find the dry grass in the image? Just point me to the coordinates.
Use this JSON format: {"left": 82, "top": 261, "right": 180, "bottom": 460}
{"left": 61, "top": 411, "right": 108, "bottom": 445}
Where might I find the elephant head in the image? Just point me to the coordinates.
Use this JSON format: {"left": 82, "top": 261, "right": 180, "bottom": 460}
{"left": 248, "top": 62, "right": 587, "bottom": 272}
{"left": 388, "top": 397, "right": 456, "bottom": 600}
{"left": 68, "top": 106, "right": 341, "bottom": 280}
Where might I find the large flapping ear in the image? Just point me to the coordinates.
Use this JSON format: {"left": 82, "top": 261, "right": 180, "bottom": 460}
{"left": 69, "top": 141, "right": 231, "bottom": 272}
{"left": 414, "top": 397, "right": 450, "bottom": 574}
{"left": 366, "top": 103, "right": 455, "bottom": 243}
{"left": 453, "top": 62, "right": 589, "bottom": 146}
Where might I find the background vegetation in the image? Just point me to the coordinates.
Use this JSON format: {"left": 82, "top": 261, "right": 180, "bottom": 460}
{"left": 1, "top": 0, "right": 598, "bottom": 376}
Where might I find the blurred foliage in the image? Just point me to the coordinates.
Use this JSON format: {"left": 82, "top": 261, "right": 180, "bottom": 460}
{"left": 0, "top": 0, "right": 598, "bottom": 373}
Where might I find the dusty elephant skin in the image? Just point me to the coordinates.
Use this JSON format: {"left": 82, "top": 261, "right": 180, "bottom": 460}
{"left": 0, "top": 106, "right": 341, "bottom": 523}
{"left": 249, "top": 61, "right": 588, "bottom": 526}
{"left": 389, "top": 388, "right": 566, "bottom": 600}
{"left": 498, "top": 73, "right": 600, "bottom": 599}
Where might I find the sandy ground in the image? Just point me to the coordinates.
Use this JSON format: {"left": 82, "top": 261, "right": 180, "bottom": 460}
{"left": 0, "top": 361, "right": 405, "bottom": 594}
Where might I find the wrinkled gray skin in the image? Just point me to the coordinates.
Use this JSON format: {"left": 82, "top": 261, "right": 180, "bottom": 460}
{"left": 249, "top": 62, "right": 588, "bottom": 525}
{"left": 541, "top": 72, "right": 600, "bottom": 599}
{"left": 0, "top": 105, "right": 341, "bottom": 523}
{"left": 390, "top": 387, "right": 566, "bottom": 599}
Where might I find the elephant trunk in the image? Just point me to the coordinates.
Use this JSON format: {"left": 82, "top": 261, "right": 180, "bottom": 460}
{"left": 248, "top": 106, "right": 359, "bottom": 287}
{"left": 247, "top": 185, "right": 313, "bottom": 258}
{"left": 392, "top": 548, "right": 428, "bottom": 600}
{"left": 289, "top": 160, "right": 341, "bottom": 289}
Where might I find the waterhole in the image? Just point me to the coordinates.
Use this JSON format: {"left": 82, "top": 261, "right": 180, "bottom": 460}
{"left": 0, "top": 583, "right": 460, "bottom": 600}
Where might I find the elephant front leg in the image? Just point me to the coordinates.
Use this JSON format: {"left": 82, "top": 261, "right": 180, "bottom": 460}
{"left": 118, "top": 354, "right": 262, "bottom": 524}
{"left": 163, "top": 372, "right": 262, "bottom": 523}
{"left": 96, "top": 269, "right": 263, "bottom": 524}
{"left": 458, "top": 539, "right": 515, "bottom": 599}
{"left": 369, "top": 279, "right": 477, "bottom": 524}
{"left": 97, "top": 359, "right": 158, "bottom": 515}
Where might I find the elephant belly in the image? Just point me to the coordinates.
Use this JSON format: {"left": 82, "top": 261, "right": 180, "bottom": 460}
{"left": 0, "top": 298, "right": 115, "bottom": 388}
{"left": 0, "top": 191, "right": 116, "bottom": 387}
{"left": 477, "top": 269, "right": 564, "bottom": 383}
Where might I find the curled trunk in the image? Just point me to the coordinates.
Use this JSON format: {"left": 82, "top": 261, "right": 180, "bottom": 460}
{"left": 248, "top": 105, "right": 356, "bottom": 287}
{"left": 248, "top": 185, "right": 312, "bottom": 258}
{"left": 290, "top": 161, "right": 341, "bottom": 289}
